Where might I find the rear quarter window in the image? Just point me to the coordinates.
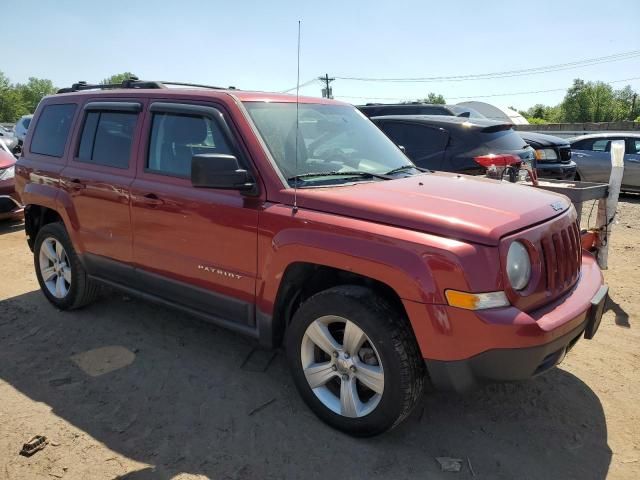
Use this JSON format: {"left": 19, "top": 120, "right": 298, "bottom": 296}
{"left": 30, "top": 104, "right": 76, "bottom": 157}
{"left": 481, "top": 129, "right": 528, "bottom": 150}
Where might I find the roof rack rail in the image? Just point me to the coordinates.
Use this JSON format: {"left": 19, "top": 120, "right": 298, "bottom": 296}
{"left": 56, "top": 76, "right": 165, "bottom": 94}
{"left": 57, "top": 77, "right": 237, "bottom": 94}
{"left": 157, "top": 81, "right": 235, "bottom": 90}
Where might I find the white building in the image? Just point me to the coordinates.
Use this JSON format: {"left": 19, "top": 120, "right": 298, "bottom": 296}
{"left": 457, "top": 101, "right": 529, "bottom": 125}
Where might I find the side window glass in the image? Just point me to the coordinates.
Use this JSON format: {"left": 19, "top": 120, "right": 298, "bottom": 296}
{"left": 77, "top": 111, "right": 138, "bottom": 168}
{"left": 631, "top": 139, "right": 640, "bottom": 155}
{"left": 30, "top": 104, "right": 77, "bottom": 157}
{"left": 147, "top": 113, "right": 232, "bottom": 177}
{"left": 401, "top": 124, "right": 448, "bottom": 157}
{"left": 592, "top": 139, "right": 610, "bottom": 152}
{"left": 379, "top": 122, "right": 405, "bottom": 146}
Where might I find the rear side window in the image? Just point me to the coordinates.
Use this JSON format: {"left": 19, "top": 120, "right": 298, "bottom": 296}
{"left": 481, "top": 129, "right": 528, "bottom": 151}
{"left": 22, "top": 118, "right": 32, "bottom": 129}
{"left": 147, "top": 113, "right": 232, "bottom": 177}
{"left": 77, "top": 111, "right": 138, "bottom": 168}
{"left": 380, "top": 122, "right": 448, "bottom": 155}
{"left": 30, "top": 104, "right": 76, "bottom": 157}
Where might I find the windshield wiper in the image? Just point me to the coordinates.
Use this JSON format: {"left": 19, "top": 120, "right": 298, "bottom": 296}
{"left": 287, "top": 171, "right": 391, "bottom": 183}
{"left": 384, "top": 164, "right": 419, "bottom": 175}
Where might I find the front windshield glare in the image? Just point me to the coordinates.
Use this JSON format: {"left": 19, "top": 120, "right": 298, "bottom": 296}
{"left": 243, "top": 102, "right": 415, "bottom": 186}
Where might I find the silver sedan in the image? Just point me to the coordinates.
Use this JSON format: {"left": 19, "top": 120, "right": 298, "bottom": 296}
{"left": 569, "top": 133, "right": 640, "bottom": 192}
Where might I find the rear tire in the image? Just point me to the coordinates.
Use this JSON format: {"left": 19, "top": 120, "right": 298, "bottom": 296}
{"left": 34, "top": 222, "right": 99, "bottom": 310}
{"left": 285, "top": 285, "right": 425, "bottom": 436}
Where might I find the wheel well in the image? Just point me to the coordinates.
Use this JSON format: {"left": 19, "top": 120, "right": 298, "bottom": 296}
{"left": 24, "top": 205, "right": 63, "bottom": 251}
{"left": 270, "top": 262, "right": 406, "bottom": 347}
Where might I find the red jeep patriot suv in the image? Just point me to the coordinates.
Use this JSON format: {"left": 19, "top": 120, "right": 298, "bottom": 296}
{"left": 15, "top": 79, "right": 608, "bottom": 436}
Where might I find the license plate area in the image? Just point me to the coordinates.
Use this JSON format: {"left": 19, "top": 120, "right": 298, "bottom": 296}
{"left": 584, "top": 285, "right": 609, "bottom": 340}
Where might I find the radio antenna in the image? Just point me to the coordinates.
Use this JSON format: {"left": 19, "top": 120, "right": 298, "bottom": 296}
{"left": 293, "top": 20, "right": 301, "bottom": 214}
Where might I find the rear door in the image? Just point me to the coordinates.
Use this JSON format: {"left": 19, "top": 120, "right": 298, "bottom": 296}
{"left": 376, "top": 121, "right": 448, "bottom": 170}
{"left": 130, "top": 101, "right": 260, "bottom": 327}
{"left": 60, "top": 100, "right": 143, "bottom": 272}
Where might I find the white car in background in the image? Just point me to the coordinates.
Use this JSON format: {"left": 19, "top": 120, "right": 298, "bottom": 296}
{"left": 14, "top": 114, "right": 33, "bottom": 143}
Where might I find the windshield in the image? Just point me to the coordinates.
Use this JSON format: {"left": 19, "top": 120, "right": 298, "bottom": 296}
{"left": 243, "top": 102, "right": 415, "bottom": 186}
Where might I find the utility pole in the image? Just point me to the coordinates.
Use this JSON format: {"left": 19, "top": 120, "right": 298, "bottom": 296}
{"left": 318, "top": 73, "right": 335, "bottom": 99}
{"left": 630, "top": 93, "right": 637, "bottom": 120}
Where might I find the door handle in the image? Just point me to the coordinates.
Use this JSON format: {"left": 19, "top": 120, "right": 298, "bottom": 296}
{"left": 139, "top": 193, "right": 164, "bottom": 206}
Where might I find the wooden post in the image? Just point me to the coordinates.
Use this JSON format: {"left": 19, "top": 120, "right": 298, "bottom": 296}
{"left": 596, "top": 141, "right": 625, "bottom": 269}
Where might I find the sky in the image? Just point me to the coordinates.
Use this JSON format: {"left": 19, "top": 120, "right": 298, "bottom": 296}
{"left": 5, "top": 0, "right": 640, "bottom": 111}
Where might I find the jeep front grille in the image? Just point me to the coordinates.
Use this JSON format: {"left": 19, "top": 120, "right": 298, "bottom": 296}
{"left": 540, "top": 221, "right": 581, "bottom": 293}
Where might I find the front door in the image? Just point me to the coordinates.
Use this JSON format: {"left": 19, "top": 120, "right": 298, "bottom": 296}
{"left": 130, "top": 101, "right": 260, "bottom": 326}
{"left": 624, "top": 137, "right": 640, "bottom": 190}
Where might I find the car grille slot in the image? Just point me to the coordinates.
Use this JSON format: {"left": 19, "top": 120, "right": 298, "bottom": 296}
{"left": 559, "top": 147, "right": 572, "bottom": 163}
{"left": 540, "top": 222, "right": 581, "bottom": 293}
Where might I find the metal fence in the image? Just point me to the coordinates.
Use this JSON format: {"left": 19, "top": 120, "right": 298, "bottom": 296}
{"left": 514, "top": 121, "right": 640, "bottom": 138}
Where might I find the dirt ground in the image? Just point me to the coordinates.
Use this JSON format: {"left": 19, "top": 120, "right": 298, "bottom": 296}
{"left": 0, "top": 196, "right": 638, "bottom": 480}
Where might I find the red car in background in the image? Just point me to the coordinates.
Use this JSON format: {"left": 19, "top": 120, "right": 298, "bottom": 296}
{"left": 0, "top": 141, "right": 23, "bottom": 221}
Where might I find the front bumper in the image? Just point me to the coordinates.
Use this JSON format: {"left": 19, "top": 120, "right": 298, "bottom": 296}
{"left": 536, "top": 161, "right": 577, "bottom": 180}
{"left": 403, "top": 253, "right": 605, "bottom": 392}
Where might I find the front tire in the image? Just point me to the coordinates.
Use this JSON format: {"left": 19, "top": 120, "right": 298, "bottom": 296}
{"left": 286, "top": 285, "right": 425, "bottom": 436}
{"left": 34, "top": 222, "right": 99, "bottom": 310}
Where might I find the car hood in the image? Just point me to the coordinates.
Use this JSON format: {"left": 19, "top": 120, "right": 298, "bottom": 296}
{"left": 519, "top": 131, "right": 569, "bottom": 148}
{"left": 294, "top": 172, "right": 570, "bottom": 246}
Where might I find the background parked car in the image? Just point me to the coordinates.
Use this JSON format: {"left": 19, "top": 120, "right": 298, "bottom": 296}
{"left": 14, "top": 114, "right": 33, "bottom": 143}
{"left": 0, "top": 127, "right": 20, "bottom": 154}
{"left": 359, "top": 103, "right": 484, "bottom": 119}
{"left": 518, "top": 131, "right": 576, "bottom": 180}
{"left": 569, "top": 133, "right": 640, "bottom": 192}
{"left": 0, "top": 140, "right": 22, "bottom": 221}
{"left": 371, "top": 115, "right": 536, "bottom": 175}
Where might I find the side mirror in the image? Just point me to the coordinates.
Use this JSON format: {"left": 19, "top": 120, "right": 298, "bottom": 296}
{"left": 398, "top": 145, "right": 407, "bottom": 154}
{"left": 191, "top": 153, "right": 255, "bottom": 191}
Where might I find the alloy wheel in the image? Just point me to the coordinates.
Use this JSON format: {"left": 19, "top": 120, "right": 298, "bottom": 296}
{"left": 300, "top": 315, "right": 384, "bottom": 418}
{"left": 38, "top": 237, "right": 71, "bottom": 299}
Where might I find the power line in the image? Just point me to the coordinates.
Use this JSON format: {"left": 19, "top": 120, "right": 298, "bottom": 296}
{"left": 334, "top": 76, "right": 640, "bottom": 102}
{"left": 280, "top": 78, "right": 318, "bottom": 93}
{"left": 334, "top": 50, "right": 640, "bottom": 83}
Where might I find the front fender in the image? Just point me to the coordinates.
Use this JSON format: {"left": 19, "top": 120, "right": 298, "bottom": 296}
{"left": 256, "top": 204, "right": 491, "bottom": 315}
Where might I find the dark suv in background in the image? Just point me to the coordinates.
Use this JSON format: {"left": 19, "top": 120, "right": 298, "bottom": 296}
{"left": 518, "top": 131, "right": 576, "bottom": 180}
{"left": 372, "top": 115, "right": 536, "bottom": 175}
{"left": 358, "top": 102, "right": 483, "bottom": 119}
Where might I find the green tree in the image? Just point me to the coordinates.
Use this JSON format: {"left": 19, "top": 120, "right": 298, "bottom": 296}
{"left": 101, "top": 72, "right": 137, "bottom": 85}
{"left": 526, "top": 117, "right": 549, "bottom": 125}
{"left": 15, "top": 77, "right": 57, "bottom": 112}
{"left": 422, "top": 92, "right": 446, "bottom": 104}
{"left": 614, "top": 85, "right": 639, "bottom": 120}
{"left": 560, "top": 79, "right": 628, "bottom": 122}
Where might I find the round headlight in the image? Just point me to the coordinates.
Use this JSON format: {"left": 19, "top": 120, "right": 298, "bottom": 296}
{"left": 507, "top": 241, "right": 531, "bottom": 291}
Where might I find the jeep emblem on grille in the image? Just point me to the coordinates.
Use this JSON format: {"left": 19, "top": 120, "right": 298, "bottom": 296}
{"left": 550, "top": 201, "right": 564, "bottom": 211}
